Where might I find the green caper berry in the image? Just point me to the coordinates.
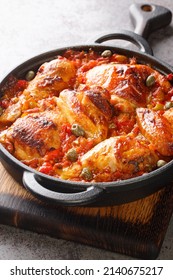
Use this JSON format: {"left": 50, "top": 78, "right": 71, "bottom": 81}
{"left": 66, "top": 148, "right": 78, "bottom": 162}
{"left": 25, "top": 70, "right": 35, "bottom": 81}
{"left": 101, "top": 50, "right": 112, "bottom": 57}
{"left": 146, "top": 75, "right": 155, "bottom": 87}
{"left": 164, "top": 101, "right": 173, "bottom": 110}
{"left": 81, "top": 167, "right": 93, "bottom": 181}
{"left": 71, "top": 124, "right": 85, "bottom": 137}
{"left": 157, "top": 159, "right": 167, "bottom": 168}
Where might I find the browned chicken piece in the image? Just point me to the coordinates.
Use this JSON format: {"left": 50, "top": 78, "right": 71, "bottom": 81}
{"left": 1, "top": 111, "right": 61, "bottom": 161}
{"left": 59, "top": 134, "right": 158, "bottom": 182}
{"left": 0, "top": 57, "right": 76, "bottom": 124}
{"left": 85, "top": 63, "right": 172, "bottom": 108}
{"left": 56, "top": 88, "right": 112, "bottom": 142}
{"left": 85, "top": 64, "right": 152, "bottom": 107}
{"left": 136, "top": 108, "right": 173, "bottom": 156}
{"left": 24, "top": 57, "right": 76, "bottom": 99}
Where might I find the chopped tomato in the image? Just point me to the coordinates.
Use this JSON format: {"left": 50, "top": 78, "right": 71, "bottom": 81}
{"left": 166, "top": 73, "right": 173, "bottom": 82}
{"left": 16, "top": 79, "right": 28, "bottom": 89}
{"left": 61, "top": 123, "right": 72, "bottom": 136}
{"left": 44, "top": 148, "right": 63, "bottom": 162}
{"left": 38, "top": 162, "right": 53, "bottom": 175}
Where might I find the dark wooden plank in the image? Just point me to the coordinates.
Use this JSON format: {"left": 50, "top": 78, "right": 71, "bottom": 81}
{"left": 0, "top": 162, "right": 173, "bottom": 259}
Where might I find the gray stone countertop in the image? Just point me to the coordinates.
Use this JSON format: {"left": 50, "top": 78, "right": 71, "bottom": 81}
{"left": 0, "top": 0, "right": 173, "bottom": 259}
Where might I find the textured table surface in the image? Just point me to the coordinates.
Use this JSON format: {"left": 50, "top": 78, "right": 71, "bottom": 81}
{"left": 0, "top": 0, "right": 173, "bottom": 260}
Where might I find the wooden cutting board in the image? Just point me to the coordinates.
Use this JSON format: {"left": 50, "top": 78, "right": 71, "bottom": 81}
{"left": 0, "top": 162, "right": 173, "bottom": 259}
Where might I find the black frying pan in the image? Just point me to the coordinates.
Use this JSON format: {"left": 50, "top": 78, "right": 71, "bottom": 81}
{"left": 0, "top": 3, "right": 173, "bottom": 206}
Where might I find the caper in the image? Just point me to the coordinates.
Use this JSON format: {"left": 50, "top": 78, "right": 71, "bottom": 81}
{"left": 81, "top": 167, "right": 93, "bottom": 181}
{"left": 25, "top": 70, "right": 35, "bottom": 81}
{"left": 164, "top": 101, "right": 173, "bottom": 110}
{"left": 146, "top": 75, "right": 155, "bottom": 87}
{"left": 71, "top": 124, "right": 85, "bottom": 137}
{"left": 101, "top": 50, "right": 112, "bottom": 57}
{"left": 66, "top": 148, "right": 78, "bottom": 162}
{"left": 157, "top": 159, "right": 167, "bottom": 168}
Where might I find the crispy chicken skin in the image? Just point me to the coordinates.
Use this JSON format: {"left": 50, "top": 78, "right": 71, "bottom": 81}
{"left": 85, "top": 63, "right": 171, "bottom": 108}
{"left": 1, "top": 111, "right": 61, "bottom": 160}
{"left": 85, "top": 64, "right": 152, "bottom": 107}
{"left": 1, "top": 50, "right": 173, "bottom": 182}
{"left": 136, "top": 108, "right": 173, "bottom": 156}
{"left": 0, "top": 57, "right": 76, "bottom": 124}
{"left": 25, "top": 57, "right": 76, "bottom": 99}
{"left": 56, "top": 88, "right": 111, "bottom": 142}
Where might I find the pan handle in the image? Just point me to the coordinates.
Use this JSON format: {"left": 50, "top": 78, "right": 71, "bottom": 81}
{"left": 129, "top": 3, "right": 172, "bottom": 39}
{"left": 89, "top": 30, "right": 153, "bottom": 55}
{"left": 22, "top": 171, "right": 103, "bottom": 206}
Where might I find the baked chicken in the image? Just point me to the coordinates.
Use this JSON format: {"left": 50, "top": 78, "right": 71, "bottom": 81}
{"left": 60, "top": 134, "right": 159, "bottom": 182}
{"left": 0, "top": 57, "right": 76, "bottom": 125}
{"left": 1, "top": 49, "right": 173, "bottom": 182}
{"left": 85, "top": 63, "right": 172, "bottom": 108}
